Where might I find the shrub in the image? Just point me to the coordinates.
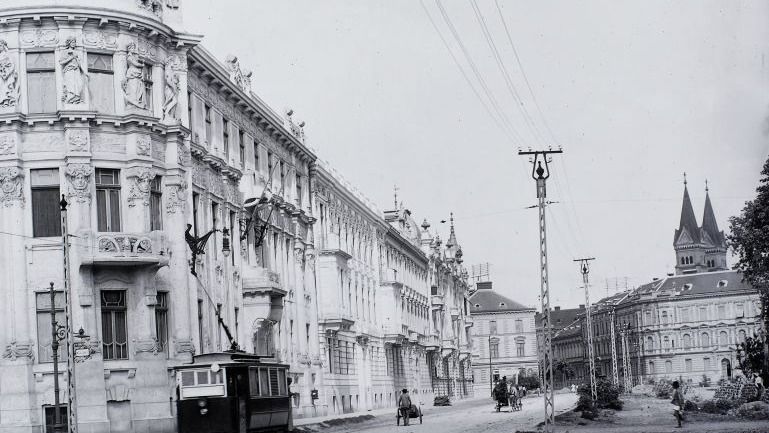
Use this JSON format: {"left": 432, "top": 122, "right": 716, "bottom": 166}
{"left": 683, "top": 400, "right": 698, "bottom": 412}
{"left": 699, "top": 398, "right": 739, "bottom": 415}
{"left": 576, "top": 380, "right": 623, "bottom": 412}
{"left": 699, "top": 374, "right": 712, "bottom": 388}
{"left": 736, "top": 401, "right": 769, "bottom": 420}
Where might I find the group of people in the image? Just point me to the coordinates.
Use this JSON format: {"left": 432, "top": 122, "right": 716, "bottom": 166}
{"left": 493, "top": 376, "right": 525, "bottom": 412}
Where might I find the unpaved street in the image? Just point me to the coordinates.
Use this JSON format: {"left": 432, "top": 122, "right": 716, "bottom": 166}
{"left": 321, "top": 393, "right": 578, "bottom": 433}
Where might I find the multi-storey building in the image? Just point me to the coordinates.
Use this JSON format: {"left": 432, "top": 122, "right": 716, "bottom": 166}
{"left": 423, "top": 217, "right": 474, "bottom": 399}
{"left": 549, "top": 305, "right": 587, "bottom": 388}
{"left": 577, "top": 182, "right": 762, "bottom": 387}
{"left": 469, "top": 281, "right": 537, "bottom": 395}
{"left": 0, "top": 1, "right": 323, "bottom": 431}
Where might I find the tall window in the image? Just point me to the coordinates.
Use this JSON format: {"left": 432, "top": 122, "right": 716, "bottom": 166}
{"left": 717, "top": 305, "right": 726, "bottom": 320}
{"left": 229, "top": 211, "right": 236, "bottom": 265}
{"left": 223, "top": 119, "right": 230, "bottom": 159}
{"left": 192, "top": 192, "right": 200, "bottom": 236}
{"left": 279, "top": 160, "right": 285, "bottom": 190}
{"left": 385, "top": 344, "right": 402, "bottom": 376}
{"left": 683, "top": 334, "right": 691, "bottom": 349}
{"left": 204, "top": 104, "right": 212, "bottom": 144}
{"left": 665, "top": 360, "right": 672, "bottom": 374}
{"left": 238, "top": 130, "right": 245, "bottom": 166}
{"left": 327, "top": 335, "right": 355, "bottom": 375}
{"left": 516, "top": 339, "right": 525, "bottom": 357}
{"left": 211, "top": 201, "right": 219, "bottom": 256}
{"left": 267, "top": 151, "right": 273, "bottom": 178}
{"left": 699, "top": 306, "right": 708, "bottom": 321}
{"left": 187, "top": 91, "right": 193, "bottom": 132}
{"left": 150, "top": 176, "right": 162, "bottom": 230}
{"left": 685, "top": 358, "right": 692, "bottom": 372}
{"left": 36, "top": 290, "right": 65, "bottom": 362}
{"left": 44, "top": 405, "right": 68, "bottom": 433}
{"left": 155, "top": 292, "right": 168, "bottom": 354}
{"left": 26, "top": 52, "right": 56, "bottom": 113}
{"left": 489, "top": 341, "right": 499, "bottom": 358}
{"left": 87, "top": 53, "right": 115, "bottom": 113}
{"left": 142, "top": 64, "right": 153, "bottom": 113}
{"left": 296, "top": 174, "right": 302, "bottom": 208}
{"left": 253, "top": 140, "right": 259, "bottom": 172}
{"left": 95, "top": 168, "right": 121, "bottom": 232}
{"left": 515, "top": 319, "right": 523, "bottom": 333}
{"left": 101, "top": 290, "right": 128, "bottom": 360}
{"left": 31, "top": 168, "right": 61, "bottom": 237}
{"left": 701, "top": 332, "right": 710, "bottom": 348}
{"left": 489, "top": 320, "right": 497, "bottom": 335}
{"left": 197, "top": 299, "right": 204, "bottom": 353}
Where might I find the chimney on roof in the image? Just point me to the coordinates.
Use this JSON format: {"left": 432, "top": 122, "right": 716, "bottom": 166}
{"left": 579, "top": 304, "right": 585, "bottom": 309}
{"left": 554, "top": 306, "right": 560, "bottom": 311}
{"left": 476, "top": 281, "right": 492, "bottom": 291}
{"left": 653, "top": 277, "right": 659, "bottom": 281}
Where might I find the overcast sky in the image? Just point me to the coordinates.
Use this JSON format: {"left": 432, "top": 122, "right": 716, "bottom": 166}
{"left": 183, "top": 0, "right": 769, "bottom": 309}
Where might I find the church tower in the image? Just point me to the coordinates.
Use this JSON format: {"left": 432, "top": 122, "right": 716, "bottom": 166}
{"left": 673, "top": 178, "right": 728, "bottom": 275}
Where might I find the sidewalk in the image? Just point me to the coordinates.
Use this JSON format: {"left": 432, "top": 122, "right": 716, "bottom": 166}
{"left": 294, "top": 394, "right": 488, "bottom": 429}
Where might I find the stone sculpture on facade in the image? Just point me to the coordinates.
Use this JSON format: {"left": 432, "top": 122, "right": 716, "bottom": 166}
{"left": 127, "top": 167, "right": 155, "bottom": 206}
{"left": 122, "top": 42, "right": 147, "bottom": 109}
{"left": 165, "top": 179, "right": 187, "bottom": 213}
{"left": 136, "top": 135, "right": 151, "bottom": 156}
{"left": 0, "top": 134, "right": 16, "bottom": 155}
{"left": 162, "top": 61, "right": 180, "bottom": 123}
{"left": 0, "top": 166, "right": 24, "bottom": 206}
{"left": 224, "top": 55, "right": 252, "bottom": 93}
{"left": 0, "top": 40, "right": 19, "bottom": 108}
{"left": 65, "top": 163, "right": 92, "bottom": 203}
{"left": 60, "top": 37, "right": 86, "bottom": 104}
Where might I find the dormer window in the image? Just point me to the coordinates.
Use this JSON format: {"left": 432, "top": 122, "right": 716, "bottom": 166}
{"left": 717, "top": 280, "right": 727, "bottom": 288}
{"left": 683, "top": 283, "right": 692, "bottom": 290}
{"left": 500, "top": 302, "right": 506, "bottom": 307}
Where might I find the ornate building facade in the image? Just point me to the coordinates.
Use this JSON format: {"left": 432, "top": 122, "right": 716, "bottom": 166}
{"left": 469, "top": 281, "right": 537, "bottom": 395}
{"left": 0, "top": 1, "right": 322, "bottom": 431}
{"left": 311, "top": 166, "right": 474, "bottom": 415}
{"left": 576, "top": 182, "right": 762, "bottom": 388}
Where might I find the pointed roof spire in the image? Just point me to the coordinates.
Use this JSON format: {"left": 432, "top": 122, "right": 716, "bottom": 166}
{"left": 676, "top": 175, "right": 700, "bottom": 244}
{"left": 702, "top": 182, "right": 724, "bottom": 246}
{"left": 446, "top": 212, "right": 458, "bottom": 248}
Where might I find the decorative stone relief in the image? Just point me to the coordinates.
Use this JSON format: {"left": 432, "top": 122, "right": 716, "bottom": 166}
{"left": 135, "top": 135, "right": 151, "bottom": 156}
{"left": 65, "top": 163, "right": 92, "bottom": 203}
{"left": 164, "top": 179, "right": 187, "bottom": 213}
{"left": 0, "top": 40, "right": 20, "bottom": 108}
{"left": 177, "top": 144, "right": 190, "bottom": 167}
{"left": 0, "top": 134, "right": 16, "bottom": 155}
{"left": 122, "top": 42, "right": 147, "bottom": 110}
{"left": 66, "top": 129, "right": 90, "bottom": 153}
{"left": 2, "top": 340, "right": 34, "bottom": 361}
{"left": 133, "top": 338, "right": 161, "bottom": 356}
{"left": 137, "top": 0, "right": 164, "bottom": 17}
{"left": 0, "top": 166, "right": 24, "bottom": 207}
{"left": 83, "top": 31, "right": 118, "bottom": 50}
{"left": 294, "top": 248, "right": 305, "bottom": 265}
{"left": 126, "top": 167, "right": 155, "bottom": 207}
{"left": 20, "top": 29, "right": 59, "bottom": 48}
{"left": 174, "top": 338, "right": 195, "bottom": 356}
{"left": 305, "top": 251, "right": 316, "bottom": 268}
{"left": 162, "top": 61, "right": 180, "bottom": 123}
{"left": 59, "top": 37, "right": 86, "bottom": 105}
{"left": 165, "top": 54, "right": 186, "bottom": 72}
{"left": 224, "top": 55, "right": 252, "bottom": 93}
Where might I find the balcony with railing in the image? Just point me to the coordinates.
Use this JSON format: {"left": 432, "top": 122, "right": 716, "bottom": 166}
{"left": 78, "top": 231, "right": 168, "bottom": 268}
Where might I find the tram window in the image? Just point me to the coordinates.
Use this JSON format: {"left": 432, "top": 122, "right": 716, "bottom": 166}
{"left": 197, "top": 371, "right": 209, "bottom": 385}
{"left": 278, "top": 369, "right": 287, "bottom": 395}
{"left": 181, "top": 371, "right": 195, "bottom": 386}
{"left": 269, "top": 369, "right": 280, "bottom": 396}
{"left": 259, "top": 369, "right": 270, "bottom": 396}
{"left": 249, "top": 367, "right": 260, "bottom": 396}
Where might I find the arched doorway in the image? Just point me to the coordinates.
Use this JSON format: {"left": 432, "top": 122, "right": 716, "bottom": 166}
{"left": 720, "top": 359, "right": 732, "bottom": 379}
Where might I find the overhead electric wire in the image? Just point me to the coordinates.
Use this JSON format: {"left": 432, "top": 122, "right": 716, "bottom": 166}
{"left": 470, "top": 0, "right": 547, "bottom": 146}
{"left": 494, "top": 0, "right": 562, "bottom": 146}
{"left": 419, "top": 0, "right": 520, "bottom": 145}
{"left": 434, "top": 0, "right": 526, "bottom": 145}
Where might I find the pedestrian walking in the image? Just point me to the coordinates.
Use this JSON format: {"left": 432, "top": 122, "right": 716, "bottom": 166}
{"left": 398, "top": 389, "right": 412, "bottom": 426}
{"left": 670, "top": 380, "right": 685, "bottom": 428}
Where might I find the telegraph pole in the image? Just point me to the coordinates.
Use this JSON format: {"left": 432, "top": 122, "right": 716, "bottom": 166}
{"left": 610, "top": 309, "right": 619, "bottom": 386}
{"left": 621, "top": 323, "right": 633, "bottom": 392}
{"left": 60, "top": 196, "right": 77, "bottom": 433}
{"left": 574, "top": 257, "right": 597, "bottom": 401}
{"left": 518, "top": 148, "right": 561, "bottom": 432}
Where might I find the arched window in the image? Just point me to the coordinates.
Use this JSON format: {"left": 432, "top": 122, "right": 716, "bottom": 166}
{"left": 719, "top": 331, "right": 729, "bottom": 347}
{"left": 665, "top": 360, "right": 673, "bottom": 374}
{"left": 683, "top": 334, "right": 691, "bottom": 349}
{"left": 661, "top": 311, "right": 668, "bottom": 324}
{"left": 701, "top": 332, "right": 710, "bottom": 348}
{"left": 648, "top": 361, "right": 655, "bottom": 373}
{"left": 646, "top": 336, "right": 654, "bottom": 351}
{"left": 738, "top": 329, "right": 747, "bottom": 343}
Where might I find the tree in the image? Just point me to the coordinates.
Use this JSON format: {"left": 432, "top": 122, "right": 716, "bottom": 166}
{"left": 736, "top": 336, "right": 767, "bottom": 378}
{"left": 728, "top": 154, "right": 769, "bottom": 381}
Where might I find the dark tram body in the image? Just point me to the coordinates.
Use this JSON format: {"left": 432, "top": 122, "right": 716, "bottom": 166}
{"left": 175, "top": 352, "right": 290, "bottom": 433}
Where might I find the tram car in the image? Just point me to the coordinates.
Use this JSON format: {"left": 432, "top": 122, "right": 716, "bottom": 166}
{"left": 175, "top": 352, "right": 291, "bottom": 433}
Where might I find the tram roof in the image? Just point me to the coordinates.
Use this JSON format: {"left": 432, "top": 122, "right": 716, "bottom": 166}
{"left": 175, "top": 351, "right": 288, "bottom": 369}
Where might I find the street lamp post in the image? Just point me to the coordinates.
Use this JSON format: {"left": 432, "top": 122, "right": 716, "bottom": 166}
{"left": 49, "top": 282, "right": 65, "bottom": 433}
{"left": 488, "top": 334, "right": 493, "bottom": 398}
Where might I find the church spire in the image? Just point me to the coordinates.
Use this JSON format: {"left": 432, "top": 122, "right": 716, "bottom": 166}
{"left": 702, "top": 182, "right": 724, "bottom": 247}
{"left": 675, "top": 174, "right": 700, "bottom": 244}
